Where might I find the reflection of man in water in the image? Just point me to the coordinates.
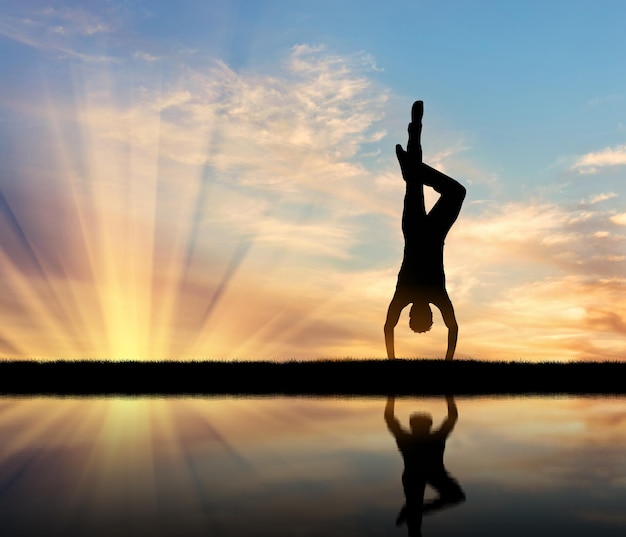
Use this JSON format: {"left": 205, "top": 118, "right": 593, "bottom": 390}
{"left": 385, "top": 395, "right": 465, "bottom": 536}
{"left": 384, "top": 101, "right": 466, "bottom": 360}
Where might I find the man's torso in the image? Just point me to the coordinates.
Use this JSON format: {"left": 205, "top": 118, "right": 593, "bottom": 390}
{"left": 397, "top": 229, "right": 446, "bottom": 290}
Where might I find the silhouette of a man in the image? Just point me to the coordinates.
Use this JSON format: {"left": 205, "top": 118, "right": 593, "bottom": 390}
{"left": 385, "top": 395, "right": 465, "bottom": 537}
{"left": 385, "top": 101, "right": 466, "bottom": 360}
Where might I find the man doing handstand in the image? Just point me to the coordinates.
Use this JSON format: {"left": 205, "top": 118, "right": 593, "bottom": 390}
{"left": 385, "top": 101, "right": 466, "bottom": 360}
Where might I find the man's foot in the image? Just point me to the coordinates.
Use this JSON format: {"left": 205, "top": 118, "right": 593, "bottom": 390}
{"left": 412, "top": 100, "right": 424, "bottom": 123}
{"left": 395, "top": 505, "right": 407, "bottom": 526}
{"left": 407, "top": 100, "right": 423, "bottom": 162}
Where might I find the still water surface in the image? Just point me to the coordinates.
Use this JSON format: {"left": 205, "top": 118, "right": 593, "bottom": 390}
{"left": 1, "top": 396, "right": 625, "bottom": 536}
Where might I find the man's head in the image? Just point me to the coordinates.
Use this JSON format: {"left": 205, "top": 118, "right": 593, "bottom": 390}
{"left": 409, "top": 412, "right": 433, "bottom": 435}
{"left": 409, "top": 300, "right": 433, "bottom": 333}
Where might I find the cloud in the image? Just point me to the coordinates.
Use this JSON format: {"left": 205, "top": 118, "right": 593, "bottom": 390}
{"left": 89, "top": 45, "right": 389, "bottom": 185}
{"left": 133, "top": 51, "right": 161, "bottom": 62}
{"left": 478, "top": 276, "right": 626, "bottom": 361}
{"left": 0, "top": 6, "right": 118, "bottom": 63}
{"left": 571, "top": 144, "right": 626, "bottom": 174}
{"left": 610, "top": 213, "right": 626, "bottom": 226}
{"left": 449, "top": 197, "right": 626, "bottom": 279}
{"left": 436, "top": 195, "right": 626, "bottom": 361}
{"left": 39, "top": 6, "right": 115, "bottom": 36}
{"left": 583, "top": 192, "right": 618, "bottom": 205}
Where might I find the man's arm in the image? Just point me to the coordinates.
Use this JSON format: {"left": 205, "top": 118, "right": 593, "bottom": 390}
{"left": 384, "top": 395, "right": 395, "bottom": 424}
{"left": 384, "top": 395, "right": 403, "bottom": 437}
{"left": 445, "top": 319, "right": 458, "bottom": 361}
{"left": 434, "top": 292, "right": 458, "bottom": 360}
{"left": 436, "top": 395, "right": 458, "bottom": 438}
{"left": 446, "top": 394, "right": 458, "bottom": 420}
{"left": 384, "top": 293, "right": 407, "bottom": 359}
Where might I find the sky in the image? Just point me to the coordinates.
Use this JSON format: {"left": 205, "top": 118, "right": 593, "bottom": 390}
{"left": 0, "top": 0, "right": 625, "bottom": 361}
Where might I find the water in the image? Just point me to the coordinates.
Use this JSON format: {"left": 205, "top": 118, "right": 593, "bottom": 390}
{"left": 1, "top": 396, "right": 625, "bottom": 536}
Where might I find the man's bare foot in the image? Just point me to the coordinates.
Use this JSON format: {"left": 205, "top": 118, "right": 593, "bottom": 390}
{"left": 412, "top": 100, "right": 423, "bottom": 123}
{"left": 407, "top": 100, "right": 423, "bottom": 162}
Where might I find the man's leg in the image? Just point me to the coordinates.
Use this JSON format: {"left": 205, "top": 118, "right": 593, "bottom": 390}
{"left": 398, "top": 471, "right": 427, "bottom": 533}
{"left": 423, "top": 471, "right": 466, "bottom": 514}
{"left": 400, "top": 101, "right": 465, "bottom": 232}
{"left": 421, "top": 164, "right": 466, "bottom": 236}
{"left": 421, "top": 164, "right": 466, "bottom": 198}
{"left": 400, "top": 101, "right": 427, "bottom": 237}
{"left": 402, "top": 179, "right": 427, "bottom": 238}
{"left": 397, "top": 100, "right": 424, "bottom": 178}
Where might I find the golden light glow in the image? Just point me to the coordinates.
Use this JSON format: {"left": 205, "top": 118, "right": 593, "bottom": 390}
{"left": 0, "top": 46, "right": 392, "bottom": 361}
{"left": 1, "top": 44, "right": 624, "bottom": 362}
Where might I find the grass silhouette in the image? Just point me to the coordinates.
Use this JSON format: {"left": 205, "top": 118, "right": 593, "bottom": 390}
{"left": 1, "top": 359, "right": 625, "bottom": 396}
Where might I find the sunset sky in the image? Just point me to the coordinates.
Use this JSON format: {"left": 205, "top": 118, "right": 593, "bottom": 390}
{"left": 0, "top": 0, "right": 625, "bottom": 361}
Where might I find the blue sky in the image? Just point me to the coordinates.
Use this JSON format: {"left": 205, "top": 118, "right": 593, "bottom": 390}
{"left": 0, "top": 1, "right": 625, "bottom": 360}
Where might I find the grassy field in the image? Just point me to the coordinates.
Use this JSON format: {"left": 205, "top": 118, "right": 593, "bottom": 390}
{"left": 1, "top": 359, "right": 625, "bottom": 396}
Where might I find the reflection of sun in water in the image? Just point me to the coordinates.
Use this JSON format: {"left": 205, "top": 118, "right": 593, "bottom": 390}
{"left": 0, "top": 396, "right": 391, "bottom": 533}
{"left": 0, "top": 396, "right": 386, "bottom": 521}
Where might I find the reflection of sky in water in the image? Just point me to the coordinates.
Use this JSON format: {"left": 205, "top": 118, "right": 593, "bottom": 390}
{"left": 1, "top": 396, "right": 625, "bottom": 536}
